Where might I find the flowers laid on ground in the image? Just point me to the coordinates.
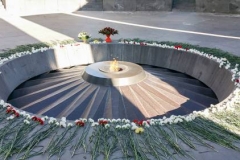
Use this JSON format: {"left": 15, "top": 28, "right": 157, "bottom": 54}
{"left": 78, "top": 31, "right": 91, "bottom": 43}
{"left": 0, "top": 93, "right": 240, "bottom": 159}
{"left": 98, "top": 27, "right": 118, "bottom": 35}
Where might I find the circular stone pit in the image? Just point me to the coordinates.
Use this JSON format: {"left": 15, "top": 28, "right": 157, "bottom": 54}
{"left": 0, "top": 42, "right": 236, "bottom": 121}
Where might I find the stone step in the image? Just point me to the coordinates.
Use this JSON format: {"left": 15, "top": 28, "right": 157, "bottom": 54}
{"left": 23, "top": 83, "right": 83, "bottom": 114}
{"left": 31, "top": 70, "right": 82, "bottom": 80}
{"left": 145, "top": 79, "right": 218, "bottom": 106}
{"left": 15, "top": 74, "right": 80, "bottom": 89}
{"left": 8, "top": 76, "right": 82, "bottom": 99}
{"left": 39, "top": 83, "right": 94, "bottom": 118}
{"left": 9, "top": 80, "right": 83, "bottom": 108}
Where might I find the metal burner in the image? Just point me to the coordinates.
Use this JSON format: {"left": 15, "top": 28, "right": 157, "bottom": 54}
{"left": 98, "top": 63, "right": 128, "bottom": 73}
{"left": 82, "top": 61, "right": 146, "bottom": 86}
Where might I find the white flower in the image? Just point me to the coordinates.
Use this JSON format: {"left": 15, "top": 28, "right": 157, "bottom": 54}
{"left": 42, "top": 116, "right": 49, "bottom": 121}
{"left": 111, "top": 119, "right": 117, "bottom": 123}
{"left": 67, "top": 123, "right": 73, "bottom": 127}
{"left": 3, "top": 103, "right": 10, "bottom": 108}
{"left": 25, "top": 114, "right": 31, "bottom": 119}
{"left": 105, "top": 124, "right": 110, "bottom": 129}
{"left": 80, "top": 118, "right": 87, "bottom": 122}
{"left": 61, "top": 117, "right": 66, "bottom": 122}
{"left": 173, "top": 118, "right": 183, "bottom": 124}
{"left": 60, "top": 121, "right": 66, "bottom": 128}
{"left": 24, "top": 119, "right": 30, "bottom": 124}
{"left": 142, "top": 121, "right": 148, "bottom": 126}
{"left": 131, "top": 122, "right": 136, "bottom": 126}
{"left": 144, "top": 124, "right": 150, "bottom": 128}
{"left": 131, "top": 125, "right": 138, "bottom": 130}
{"left": 122, "top": 124, "right": 131, "bottom": 129}
{"left": 0, "top": 99, "right": 5, "bottom": 105}
{"left": 88, "top": 118, "right": 94, "bottom": 123}
{"left": 116, "top": 125, "right": 121, "bottom": 129}
{"left": 91, "top": 122, "right": 99, "bottom": 127}
{"left": 48, "top": 117, "right": 57, "bottom": 124}
{"left": 7, "top": 115, "right": 15, "bottom": 120}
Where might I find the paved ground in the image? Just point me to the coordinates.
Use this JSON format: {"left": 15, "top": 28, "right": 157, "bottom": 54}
{"left": 1, "top": 11, "right": 240, "bottom": 160}
{"left": 0, "top": 11, "right": 240, "bottom": 56}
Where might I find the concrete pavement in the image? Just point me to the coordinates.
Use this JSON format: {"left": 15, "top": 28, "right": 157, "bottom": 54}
{"left": 0, "top": 11, "right": 240, "bottom": 56}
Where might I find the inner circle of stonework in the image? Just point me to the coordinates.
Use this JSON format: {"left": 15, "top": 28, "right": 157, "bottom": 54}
{"left": 82, "top": 61, "right": 147, "bottom": 86}
{"left": 7, "top": 64, "right": 218, "bottom": 121}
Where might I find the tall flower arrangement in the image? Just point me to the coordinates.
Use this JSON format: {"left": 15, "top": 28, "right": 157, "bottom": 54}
{"left": 98, "top": 27, "right": 118, "bottom": 35}
{"left": 99, "top": 27, "right": 118, "bottom": 43}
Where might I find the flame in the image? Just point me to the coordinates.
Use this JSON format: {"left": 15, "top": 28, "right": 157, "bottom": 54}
{"left": 110, "top": 58, "right": 119, "bottom": 72}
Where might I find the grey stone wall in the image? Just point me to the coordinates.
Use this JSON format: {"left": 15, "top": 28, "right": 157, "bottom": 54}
{"left": 103, "top": 0, "right": 137, "bottom": 11}
{"left": 196, "top": 0, "right": 240, "bottom": 14}
{"left": 103, "top": 0, "right": 173, "bottom": 11}
{"left": 172, "top": 0, "right": 196, "bottom": 11}
{"left": 136, "top": 0, "right": 173, "bottom": 11}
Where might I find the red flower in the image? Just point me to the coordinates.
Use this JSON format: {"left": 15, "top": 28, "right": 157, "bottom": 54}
{"left": 174, "top": 45, "right": 182, "bottom": 50}
{"left": 11, "top": 109, "right": 16, "bottom": 114}
{"left": 32, "top": 116, "right": 44, "bottom": 125}
{"left": 6, "top": 106, "right": 13, "bottom": 113}
{"left": 133, "top": 120, "right": 144, "bottom": 126}
{"left": 99, "top": 120, "right": 108, "bottom": 126}
{"left": 76, "top": 120, "right": 85, "bottom": 127}
{"left": 185, "top": 48, "right": 189, "bottom": 51}
{"left": 15, "top": 112, "right": 20, "bottom": 117}
{"left": 32, "top": 116, "right": 38, "bottom": 121}
{"left": 38, "top": 118, "right": 44, "bottom": 125}
{"left": 235, "top": 79, "right": 239, "bottom": 83}
{"left": 138, "top": 120, "right": 144, "bottom": 126}
{"left": 133, "top": 119, "right": 138, "bottom": 123}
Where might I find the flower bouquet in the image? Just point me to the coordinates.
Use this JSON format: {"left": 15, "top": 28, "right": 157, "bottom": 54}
{"left": 78, "top": 31, "right": 91, "bottom": 43}
{"left": 98, "top": 27, "right": 118, "bottom": 43}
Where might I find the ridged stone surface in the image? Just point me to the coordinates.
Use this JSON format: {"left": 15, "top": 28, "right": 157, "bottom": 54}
{"left": 7, "top": 64, "right": 218, "bottom": 121}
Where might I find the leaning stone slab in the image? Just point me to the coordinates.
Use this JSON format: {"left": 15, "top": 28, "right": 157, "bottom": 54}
{"left": 196, "top": 0, "right": 230, "bottom": 13}
{"left": 103, "top": 0, "right": 137, "bottom": 11}
{"left": 136, "top": 0, "right": 173, "bottom": 11}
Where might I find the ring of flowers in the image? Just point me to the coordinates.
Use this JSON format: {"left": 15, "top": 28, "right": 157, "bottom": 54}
{"left": 0, "top": 39, "right": 239, "bottom": 133}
